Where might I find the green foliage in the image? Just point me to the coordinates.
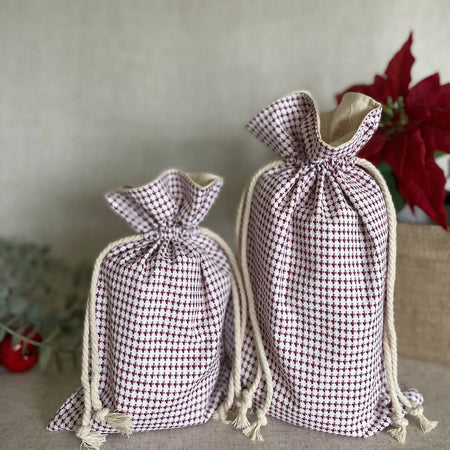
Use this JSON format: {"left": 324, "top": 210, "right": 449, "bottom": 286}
{"left": 38, "top": 345, "right": 52, "bottom": 370}
{"left": 0, "top": 240, "right": 90, "bottom": 371}
{"left": 377, "top": 161, "right": 406, "bottom": 212}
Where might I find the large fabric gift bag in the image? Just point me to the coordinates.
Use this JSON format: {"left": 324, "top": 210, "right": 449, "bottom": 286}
{"left": 47, "top": 170, "right": 244, "bottom": 449}
{"left": 228, "top": 91, "right": 437, "bottom": 443}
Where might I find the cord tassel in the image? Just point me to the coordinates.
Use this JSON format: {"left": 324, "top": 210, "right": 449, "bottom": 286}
{"left": 407, "top": 404, "right": 438, "bottom": 433}
{"left": 387, "top": 415, "right": 408, "bottom": 444}
{"left": 75, "top": 425, "right": 107, "bottom": 450}
{"left": 94, "top": 408, "right": 133, "bottom": 436}
{"left": 242, "top": 408, "right": 268, "bottom": 442}
{"left": 231, "top": 389, "right": 252, "bottom": 429}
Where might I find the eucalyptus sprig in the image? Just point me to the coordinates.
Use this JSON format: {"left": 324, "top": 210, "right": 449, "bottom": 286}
{"left": 0, "top": 240, "right": 90, "bottom": 371}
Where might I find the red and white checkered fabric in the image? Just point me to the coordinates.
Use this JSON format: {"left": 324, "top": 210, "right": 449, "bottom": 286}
{"left": 47, "top": 170, "right": 232, "bottom": 433}
{"left": 237, "top": 92, "right": 422, "bottom": 437}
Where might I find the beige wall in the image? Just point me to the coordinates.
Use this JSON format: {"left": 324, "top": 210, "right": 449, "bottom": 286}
{"left": 1, "top": 0, "right": 449, "bottom": 262}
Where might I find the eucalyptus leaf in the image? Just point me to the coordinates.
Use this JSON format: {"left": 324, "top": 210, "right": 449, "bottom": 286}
{"left": 72, "top": 337, "right": 82, "bottom": 351}
{"left": 72, "top": 266, "right": 83, "bottom": 287}
{"left": 5, "top": 315, "right": 21, "bottom": 328}
{"left": 71, "top": 351, "right": 79, "bottom": 369}
{"left": 60, "top": 312, "right": 84, "bottom": 332}
{"left": 11, "top": 333, "right": 22, "bottom": 348}
{"left": 8, "top": 296, "right": 28, "bottom": 315}
{"left": 42, "top": 327, "right": 60, "bottom": 344}
{"left": 0, "top": 299, "right": 8, "bottom": 320}
{"left": 42, "top": 283, "right": 54, "bottom": 295}
{"left": 40, "top": 312, "right": 58, "bottom": 335}
{"left": 39, "top": 345, "right": 52, "bottom": 370}
{"left": 0, "top": 287, "right": 8, "bottom": 301}
{"left": 65, "top": 291, "right": 78, "bottom": 309}
{"left": 0, "top": 239, "right": 90, "bottom": 371}
{"left": 27, "top": 302, "right": 41, "bottom": 324}
{"left": 55, "top": 351, "right": 63, "bottom": 373}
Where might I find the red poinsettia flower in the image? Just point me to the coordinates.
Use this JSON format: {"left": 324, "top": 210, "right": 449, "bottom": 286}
{"left": 337, "top": 33, "right": 450, "bottom": 229}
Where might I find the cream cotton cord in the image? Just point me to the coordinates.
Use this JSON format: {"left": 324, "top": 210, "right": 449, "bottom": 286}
{"left": 200, "top": 228, "right": 246, "bottom": 424}
{"left": 356, "top": 157, "right": 438, "bottom": 443}
{"left": 76, "top": 236, "right": 140, "bottom": 449}
{"left": 234, "top": 161, "right": 282, "bottom": 440}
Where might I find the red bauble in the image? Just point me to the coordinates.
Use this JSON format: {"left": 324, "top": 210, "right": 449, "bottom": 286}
{"left": 0, "top": 329, "right": 42, "bottom": 373}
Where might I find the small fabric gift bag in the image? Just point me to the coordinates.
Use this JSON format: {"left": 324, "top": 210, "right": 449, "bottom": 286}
{"left": 47, "top": 170, "right": 244, "bottom": 449}
{"left": 228, "top": 91, "right": 437, "bottom": 442}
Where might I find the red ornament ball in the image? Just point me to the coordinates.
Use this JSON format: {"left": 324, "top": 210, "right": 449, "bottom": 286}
{"left": 0, "top": 329, "right": 42, "bottom": 373}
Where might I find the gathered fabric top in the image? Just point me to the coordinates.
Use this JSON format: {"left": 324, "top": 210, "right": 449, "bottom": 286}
{"left": 106, "top": 170, "right": 223, "bottom": 235}
{"left": 246, "top": 91, "right": 382, "bottom": 167}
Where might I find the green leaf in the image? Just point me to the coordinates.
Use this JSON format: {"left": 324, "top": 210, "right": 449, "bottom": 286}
{"left": 11, "top": 333, "right": 22, "bottom": 348}
{"left": 0, "top": 239, "right": 91, "bottom": 371}
{"left": 72, "top": 265, "right": 83, "bottom": 287}
{"left": 0, "top": 286, "right": 8, "bottom": 301}
{"left": 8, "top": 296, "right": 28, "bottom": 315}
{"left": 42, "top": 283, "right": 54, "bottom": 295}
{"left": 0, "top": 298, "right": 8, "bottom": 320}
{"left": 26, "top": 302, "right": 41, "bottom": 324}
{"left": 0, "top": 328, "right": 6, "bottom": 342}
{"left": 40, "top": 312, "right": 58, "bottom": 335}
{"left": 71, "top": 351, "right": 79, "bottom": 369}
{"left": 64, "top": 291, "right": 78, "bottom": 309}
{"left": 71, "top": 336, "right": 82, "bottom": 351}
{"left": 377, "top": 161, "right": 406, "bottom": 212}
{"left": 42, "top": 327, "right": 60, "bottom": 344}
{"left": 55, "top": 351, "right": 63, "bottom": 373}
{"left": 38, "top": 345, "right": 52, "bottom": 370}
{"left": 60, "top": 310, "right": 84, "bottom": 333}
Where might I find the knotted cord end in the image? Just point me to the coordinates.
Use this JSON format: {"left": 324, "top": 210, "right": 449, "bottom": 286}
{"left": 407, "top": 404, "right": 438, "bottom": 433}
{"left": 231, "top": 389, "right": 252, "bottom": 429}
{"left": 94, "top": 407, "right": 133, "bottom": 436}
{"left": 75, "top": 425, "right": 106, "bottom": 450}
{"left": 388, "top": 415, "right": 408, "bottom": 444}
{"left": 242, "top": 408, "right": 268, "bottom": 442}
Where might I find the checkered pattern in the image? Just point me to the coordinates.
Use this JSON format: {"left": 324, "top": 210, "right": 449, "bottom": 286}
{"left": 237, "top": 92, "right": 423, "bottom": 437}
{"left": 47, "top": 170, "right": 232, "bottom": 433}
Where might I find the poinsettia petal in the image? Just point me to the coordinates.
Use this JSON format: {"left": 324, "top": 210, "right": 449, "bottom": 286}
{"left": 391, "top": 130, "right": 447, "bottom": 228}
{"left": 423, "top": 124, "right": 450, "bottom": 154}
{"left": 358, "top": 130, "right": 387, "bottom": 164}
{"left": 432, "top": 82, "right": 450, "bottom": 107}
{"left": 384, "top": 133, "right": 409, "bottom": 183}
{"left": 427, "top": 108, "right": 450, "bottom": 132}
{"left": 336, "top": 82, "right": 378, "bottom": 104}
{"left": 385, "top": 32, "right": 415, "bottom": 98}
{"left": 405, "top": 73, "right": 440, "bottom": 108}
{"left": 405, "top": 104, "right": 430, "bottom": 131}
{"left": 385, "top": 132, "right": 422, "bottom": 208}
{"left": 373, "top": 75, "right": 390, "bottom": 102}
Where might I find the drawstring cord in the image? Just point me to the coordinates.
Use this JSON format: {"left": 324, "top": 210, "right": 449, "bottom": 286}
{"left": 356, "top": 157, "right": 438, "bottom": 443}
{"left": 234, "top": 161, "right": 282, "bottom": 440}
{"left": 77, "top": 228, "right": 249, "bottom": 448}
{"left": 201, "top": 228, "right": 246, "bottom": 424}
{"left": 76, "top": 236, "right": 140, "bottom": 449}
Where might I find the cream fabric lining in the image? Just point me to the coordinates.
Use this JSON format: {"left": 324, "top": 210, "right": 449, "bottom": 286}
{"left": 319, "top": 92, "right": 381, "bottom": 147}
